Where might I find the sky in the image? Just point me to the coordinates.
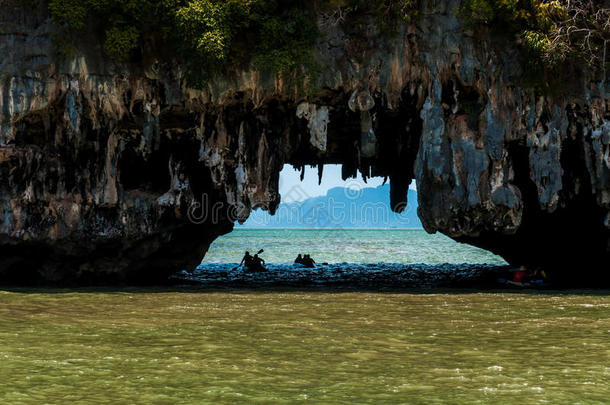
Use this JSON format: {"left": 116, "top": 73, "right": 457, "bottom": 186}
{"left": 278, "top": 164, "right": 415, "bottom": 203}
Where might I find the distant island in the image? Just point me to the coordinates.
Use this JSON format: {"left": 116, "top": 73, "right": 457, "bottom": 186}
{"left": 239, "top": 185, "right": 422, "bottom": 229}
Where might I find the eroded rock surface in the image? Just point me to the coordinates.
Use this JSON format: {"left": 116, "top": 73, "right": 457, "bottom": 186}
{"left": 0, "top": 0, "right": 608, "bottom": 284}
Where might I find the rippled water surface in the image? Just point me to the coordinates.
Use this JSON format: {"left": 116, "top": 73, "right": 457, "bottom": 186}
{"left": 204, "top": 229, "right": 506, "bottom": 264}
{"left": 1, "top": 290, "right": 609, "bottom": 404}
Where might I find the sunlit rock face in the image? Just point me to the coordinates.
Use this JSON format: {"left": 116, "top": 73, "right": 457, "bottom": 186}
{"left": 0, "top": 0, "right": 608, "bottom": 284}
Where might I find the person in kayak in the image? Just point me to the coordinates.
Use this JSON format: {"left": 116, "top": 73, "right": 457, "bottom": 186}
{"left": 302, "top": 254, "right": 316, "bottom": 268}
{"left": 239, "top": 251, "right": 254, "bottom": 269}
{"left": 512, "top": 266, "right": 527, "bottom": 284}
{"left": 237, "top": 249, "right": 266, "bottom": 272}
{"left": 504, "top": 265, "right": 529, "bottom": 286}
{"left": 250, "top": 254, "right": 267, "bottom": 272}
{"left": 294, "top": 254, "right": 304, "bottom": 265}
{"left": 530, "top": 268, "right": 548, "bottom": 285}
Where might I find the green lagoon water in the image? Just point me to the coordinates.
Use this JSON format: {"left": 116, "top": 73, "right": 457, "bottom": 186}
{"left": 204, "top": 229, "right": 506, "bottom": 264}
{"left": 1, "top": 290, "right": 610, "bottom": 404}
{"left": 1, "top": 230, "right": 608, "bottom": 403}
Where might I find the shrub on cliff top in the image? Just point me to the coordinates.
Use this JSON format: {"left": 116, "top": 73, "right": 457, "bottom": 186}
{"left": 459, "top": 0, "right": 610, "bottom": 84}
{"left": 319, "top": 0, "right": 421, "bottom": 29}
{"left": 48, "top": 0, "right": 420, "bottom": 86}
{"left": 48, "top": 0, "right": 320, "bottom": 86}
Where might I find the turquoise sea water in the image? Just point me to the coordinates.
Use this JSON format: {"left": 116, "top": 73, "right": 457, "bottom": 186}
{"left": 202, "top": 229, "right": 507, "bottom": 265}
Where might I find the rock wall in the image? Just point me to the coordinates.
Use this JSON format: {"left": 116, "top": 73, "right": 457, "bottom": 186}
{"left": 0, "top": 0, "right": 608, "bottom": 284}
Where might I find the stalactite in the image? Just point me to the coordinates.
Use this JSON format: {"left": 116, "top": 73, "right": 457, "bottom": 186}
{"left": 317, "top": 163, "right": 324, "bottom": 185}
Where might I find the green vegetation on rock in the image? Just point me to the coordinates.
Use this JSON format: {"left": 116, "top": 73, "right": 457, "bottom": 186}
{"left": 459, "top": 0, "right": 609, "bottom": 84}
{"left": 48, "top": 0, "right": 321, "bottom": 86}
{"left": 47, "top": 0, "right": 421, "bottom": 87}
{"left": 47, "top": 0, "right": 608, "bottom": 89}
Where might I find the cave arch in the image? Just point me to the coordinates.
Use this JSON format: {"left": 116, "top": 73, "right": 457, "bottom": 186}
{"left": 1, "top": 0, "right": 609, "bottom": 286}
{"left": 200, "top": 164, "right": 505, "bottom": 269}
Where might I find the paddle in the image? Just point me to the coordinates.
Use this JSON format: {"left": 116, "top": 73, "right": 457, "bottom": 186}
{"left": 233, "top": 249, "right": 264, "bottom": 270}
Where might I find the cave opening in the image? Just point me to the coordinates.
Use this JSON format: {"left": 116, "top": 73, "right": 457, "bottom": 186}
{"left": 197, "top": 164, "right": 506, "bottom": 272}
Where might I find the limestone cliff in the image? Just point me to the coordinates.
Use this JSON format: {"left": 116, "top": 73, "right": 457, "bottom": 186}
{"left": 0, "top": 0, "right": 608, "bottom": 284}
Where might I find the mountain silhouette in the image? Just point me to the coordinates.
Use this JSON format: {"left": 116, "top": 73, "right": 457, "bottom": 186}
{"left": 240, "top": 185, "right": 422, "bottom": 228}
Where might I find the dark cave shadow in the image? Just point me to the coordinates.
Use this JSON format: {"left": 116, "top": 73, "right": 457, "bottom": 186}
{"left": 2, "top": 263, "right": 608, "bottom": 294}
{"left": 2, "top": 285, "right": 610, "bottom": 296}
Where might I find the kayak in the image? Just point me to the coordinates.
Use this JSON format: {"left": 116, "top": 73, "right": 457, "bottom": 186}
{"left": 498, "top": 278, "right": 552, "bottom": 289}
